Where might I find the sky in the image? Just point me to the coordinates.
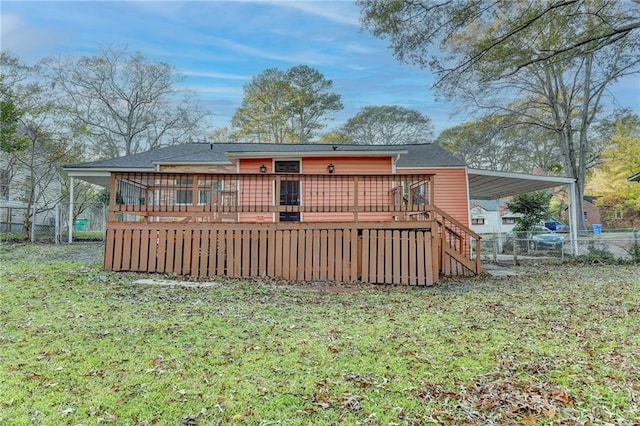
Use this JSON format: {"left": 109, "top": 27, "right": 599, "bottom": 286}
{"left": 1, "top": 0, "right": 639, "bottom": 138}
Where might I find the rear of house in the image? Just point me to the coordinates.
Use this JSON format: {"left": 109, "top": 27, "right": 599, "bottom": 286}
{"left": 65, "top": 143, "right": 481, "bottom": 285}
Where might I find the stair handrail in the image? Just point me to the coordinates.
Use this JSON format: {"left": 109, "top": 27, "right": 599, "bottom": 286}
{"left": 431, "top": 205, "right": 482, "bottom": 274}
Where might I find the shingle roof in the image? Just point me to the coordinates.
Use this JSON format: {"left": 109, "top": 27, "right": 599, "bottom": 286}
{"left": 65, "top": 142, "right": 466, "bottom": 169}
{"left": 395, "top": 143, "right": 465, "bottom": 167}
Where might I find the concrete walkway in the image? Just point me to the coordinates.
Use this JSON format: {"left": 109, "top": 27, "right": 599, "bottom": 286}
{"left": 482, "top": 263, "right": 523, "bottom": 277}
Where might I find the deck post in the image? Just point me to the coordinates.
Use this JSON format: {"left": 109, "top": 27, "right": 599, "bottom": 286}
{"left": 274, "top": 175, "right": 281, "bottom": 222}
{"left": 353, "top": 176, "right": 359, "bottom": 222}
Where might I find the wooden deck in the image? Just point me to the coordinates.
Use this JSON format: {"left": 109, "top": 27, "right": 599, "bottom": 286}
{"left": 104, "top": 172, "right": 481, "bottom": 284}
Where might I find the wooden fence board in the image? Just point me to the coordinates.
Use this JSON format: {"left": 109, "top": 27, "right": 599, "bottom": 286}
{"left": 249, "top": 229, "right": 260, "bottom": 277}
{"left": 104, "top": 229, "right": 115, "bottom": 270}
{"left": 304, "top": 230, "right": 313, "bottom": 281}
{"left": 289, "top": 230, "right": 298, "bottom": 281}
{"left": 327, "top": 230, "right": 335, "bottom": 281}
{"left": 319, "top": 230, "right": 327, "bottom": 281}
{"left": 335, "top": 230, "right": 343, "bottom": 281}
{"left": 361, "top": 230, "right": 369, "bottom": 283}
{"left": 351, "top": 229, "right": 358, "bottom": 282}
{"left": 267, "top": 229, "right": 275, "bottom": 277}
{"left": 275, "top": 230, "right": 283, "bottom": 278}
{"left": 188, "top": 229, "right": 196, "bottom": 277}
{"left": 409, "top": 231, "right": 417, "bottom": 286}
{"left": 130, "top": 229, "right": 141, "bottom": 271}
{"left": 224, "top": 229, "right": 233, "bottom": 277}
{"left": 281, "top": 230, "right": 290, "bottom": 280}
{"left": 242, "top": 230, "right": 250, "bottom": 277}
{"left": 192, "top": 230, "right": 202, "bottom": 277}
{"left": 392, "top": 230, "right": 401, "bottom": 284}
{"left": 417, "top": 231, "right": 426, "bottom": 285}
{"left": 165, "top": 230, "right": 175, "bottom": 273}
{"left": 377, "top": 230, "right": 385, "bottom": 283}
{"left": 384, "top": 230, "right": 392, "bottom": 284}
{"left": 297, "top": 230, "right": 305, "bottom": 280}
{"left": 234, "top": 230, "right": 242, "bottom": 277}
{"left": 156, "top": 230, "right": 166, "bottom": 273}
{"left": 113, "top": 229, "right": 124, "bottom": 271}
{"left": 215, "top": 230, "right": 224, "bottom": 276}
{"left": 120, "top": 230, "right": 131, "bottom": 271}
{"left": 401, "top": 231, "right": 409, "bottom": 284}
{"left": 373, "top": 230, "right": 380, "bottom": 282}
{"left": 259, "top": 230, "right": 268, "bottom": 277}
{"left": 174, "top": 230, "right": 184, "bottom": 275}
{"left": 148, "top": 230, "right": 158, "bottom": 272}
{"left": 139, "top": 229, "right": 150, "bottom": 272}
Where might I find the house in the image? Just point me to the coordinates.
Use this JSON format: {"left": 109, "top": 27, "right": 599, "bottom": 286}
{"left": 628, "top": 172, "right": 640, "bottom": 183}
{"left": 65, "top": 142, "right": 579, "bottom": 284}
{"left": 0, "top": 156, "right": 62, "bottom": 234}
{"left": 65, "top": 142, "right": 483, "bottom": 285}
{"left": 582, "top": 196, "right": 602, "bottom": 227}
{"left": 469, "top": 199, "right": 521, "bottom": 235}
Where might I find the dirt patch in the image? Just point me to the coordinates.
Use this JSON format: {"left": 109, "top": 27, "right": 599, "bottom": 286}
{"left": 0, "top": 242, "right": 104, "bottom": 265}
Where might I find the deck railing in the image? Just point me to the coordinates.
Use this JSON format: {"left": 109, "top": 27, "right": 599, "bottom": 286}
{"left": 109, "top": 172, "right": 435, "bottom": 223}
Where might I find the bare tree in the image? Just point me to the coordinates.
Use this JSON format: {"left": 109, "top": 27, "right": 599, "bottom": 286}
{"left": 46, "top": 46, "right": 209, "bottom": 158}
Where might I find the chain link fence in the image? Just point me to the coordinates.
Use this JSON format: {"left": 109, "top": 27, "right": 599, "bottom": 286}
{"left": 0, "top": 206, "right": 58, "bottom": 242}
{"left": 1, "top": 202, "right": 106, "bottom": 243}
{"left": 60, "top": 202, "right": 106, "bottom": 243}
{"left": 479, "top": 229, "right": 640, "bottom": 264}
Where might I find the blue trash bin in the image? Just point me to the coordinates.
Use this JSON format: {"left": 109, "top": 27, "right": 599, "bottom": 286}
{"left": 592, "top": 224, "right": 602, "bottom": 235}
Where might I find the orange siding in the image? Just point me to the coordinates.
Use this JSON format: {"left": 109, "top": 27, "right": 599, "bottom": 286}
{"left": 398, "top": 167, "right": 469, "bottom": 226}
{"left": 302, "top": 156, "right": 392, "bottom": 174}
{"left": 239, "top": 158, "right": 271, "bottom": 174}
{"left": 302, "top": 157, "right": 394, "bottom": 214}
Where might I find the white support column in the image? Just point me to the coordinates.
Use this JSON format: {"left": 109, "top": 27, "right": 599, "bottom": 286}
{"left": 568, "top": 182, "right": 579, "bottom": 255}
{"left": 55, "top": 203, "right": 60, "bottom": 245}
{"left": 68, "top": 177, "right": 74, "bottom": 243}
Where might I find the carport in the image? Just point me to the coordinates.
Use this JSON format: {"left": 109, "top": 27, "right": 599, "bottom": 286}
{"left": 467, "top": 169, "right": 578, "bottom": 254}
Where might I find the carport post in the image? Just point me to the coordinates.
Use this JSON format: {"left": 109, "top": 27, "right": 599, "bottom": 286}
{"left": 568, "top": 181, "right": 579, "bottom": 255}
{"left": 68, "top": 177, "right": 74, "bottom": 243}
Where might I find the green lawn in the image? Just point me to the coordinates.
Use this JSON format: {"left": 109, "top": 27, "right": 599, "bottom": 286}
{"left": 1, "top": 244, "right": 639, "bottom": 425}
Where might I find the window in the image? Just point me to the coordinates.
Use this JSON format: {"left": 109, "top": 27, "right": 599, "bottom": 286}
{"left": 472, "top": 218, "right": 485, "bottom": 225}
{"left": 175, "top": 178, "right": 193, "bottom": 205}
{"left": 197, "top": 179, "right": 223, "bottom": 205}
{"left": 0, "top": 170, "right": 8, "bottom": 200}
{"left": 615, "top": 210, "right": 623, "bottom": 220}
{"left": 502, "top": 217, "right": 517, "bottom": 225}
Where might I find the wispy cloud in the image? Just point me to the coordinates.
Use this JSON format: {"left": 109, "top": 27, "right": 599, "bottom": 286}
{"left": 204, "top": 36, "right": 337, "bottom": 66}
{"left": 0, "top": 12, "right": 69, "bottom": 60}
{"left": 269, "top": 1, "right": 360, "bottom": 26}
{"left": 181, "top": 70, "right": 251, "bottom": 81}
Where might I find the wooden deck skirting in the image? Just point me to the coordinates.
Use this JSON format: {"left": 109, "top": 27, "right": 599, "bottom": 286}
{"left": 105, "top": 222, "right": 441, "bottom": 285}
